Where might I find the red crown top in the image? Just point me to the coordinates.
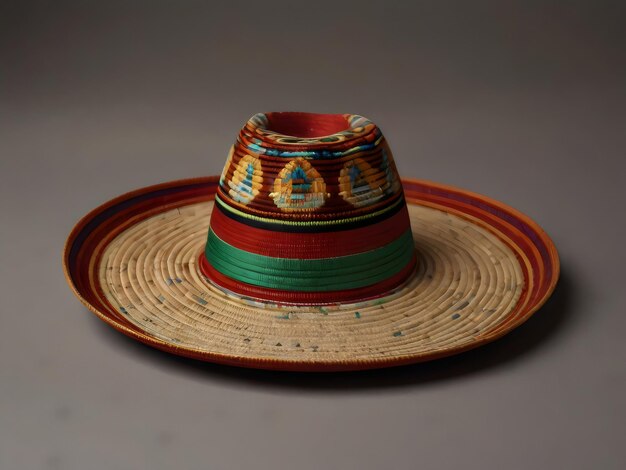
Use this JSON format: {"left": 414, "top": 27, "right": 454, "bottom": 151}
{"left": 216, "top": 112, "right": 403, "bottom": 221}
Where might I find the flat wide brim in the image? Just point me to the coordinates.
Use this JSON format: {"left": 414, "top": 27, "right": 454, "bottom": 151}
{"left": 63, "top": 177, "right": 559, "bottom": 372}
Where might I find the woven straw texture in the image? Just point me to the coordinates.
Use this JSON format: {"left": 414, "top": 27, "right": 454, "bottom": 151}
{"left": 63, "top": 176, "right": 559, "bottom": 371}
{"left": 96, "top": 200, "right": 524, "bottom": 362}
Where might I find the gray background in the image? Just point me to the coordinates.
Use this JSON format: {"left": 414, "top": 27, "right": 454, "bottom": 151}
{"left": 1, "top": 1, "right": 625, "bottom": 469}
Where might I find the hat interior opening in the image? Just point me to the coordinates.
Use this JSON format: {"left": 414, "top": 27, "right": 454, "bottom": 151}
{"left": 265, "top": 112, "right": 349, "bottom": 138}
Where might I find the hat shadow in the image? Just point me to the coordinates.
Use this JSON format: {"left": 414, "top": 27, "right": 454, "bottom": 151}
{"left": 88, "top": 268, "right": 572, "bottom": 391}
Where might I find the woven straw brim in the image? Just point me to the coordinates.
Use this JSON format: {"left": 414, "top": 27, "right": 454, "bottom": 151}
{"left": 64, "top": 177, "right": 559, "bottom": 371}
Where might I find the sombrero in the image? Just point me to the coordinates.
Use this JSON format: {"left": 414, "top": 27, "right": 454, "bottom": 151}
{"left": 63, "top": 112, "right": 559, "bottom": 371}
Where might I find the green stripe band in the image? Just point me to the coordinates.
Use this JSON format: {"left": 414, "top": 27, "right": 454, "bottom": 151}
{"left": 204, "top": 229, "right": 415, "bottom": 292}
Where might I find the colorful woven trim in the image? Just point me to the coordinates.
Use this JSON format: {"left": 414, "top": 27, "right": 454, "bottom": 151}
{"left": 203, "top": 112, "right": 416, "bottom": 304}
{"left": 213, "top": 192, "right": 406, "bottom": 232}
{"left": 209, "top": 201, "right": 412, "bottom": 258}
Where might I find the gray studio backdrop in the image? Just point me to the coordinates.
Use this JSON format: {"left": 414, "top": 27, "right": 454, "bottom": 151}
{"left": 1, "top": 1, "right": 625, "bottom": 469}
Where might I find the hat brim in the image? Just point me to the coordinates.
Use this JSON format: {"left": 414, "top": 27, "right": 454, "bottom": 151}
{"left": 63, "top": 177, "right": 559, "bottom": 372}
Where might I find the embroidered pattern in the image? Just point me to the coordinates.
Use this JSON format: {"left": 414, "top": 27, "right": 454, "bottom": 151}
{"left": 270, "top": 158, "right": 328, "bottom": 211}
{"left": 227, "top": 154, "right": 263, "bottom": 205}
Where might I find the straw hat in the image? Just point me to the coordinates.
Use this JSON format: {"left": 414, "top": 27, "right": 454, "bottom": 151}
{"left": 63, "top": 112, "right": 559, "bottom": 371}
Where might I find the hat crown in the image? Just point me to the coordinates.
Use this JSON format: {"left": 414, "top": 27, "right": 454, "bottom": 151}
{"left": 202, "top": 112, "right": 417, "bottom": 305}
{"left": 219, "top": 112, "right": 403, "bottom": 218}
